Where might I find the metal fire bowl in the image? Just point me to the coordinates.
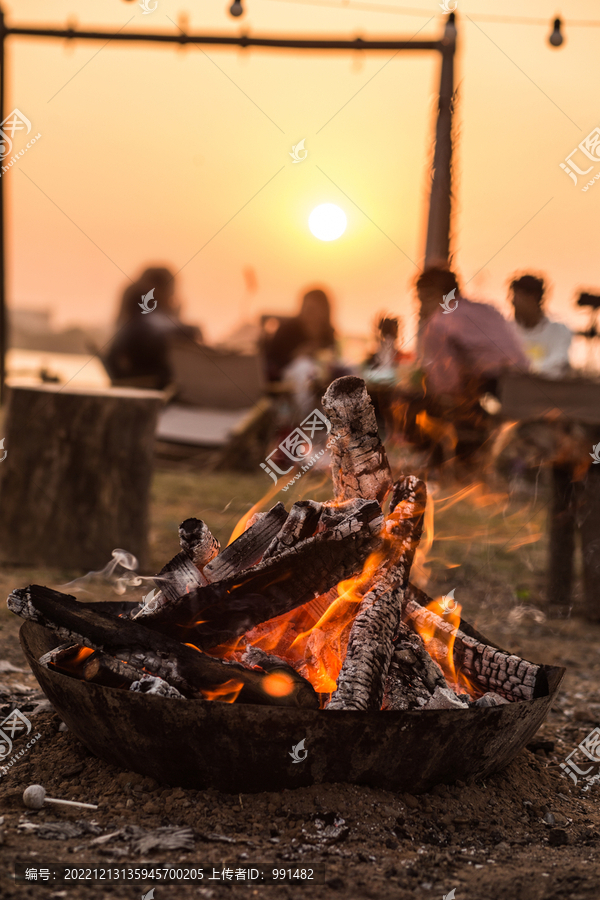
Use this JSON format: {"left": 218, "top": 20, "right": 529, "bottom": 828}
{"left": 20, "top": 606, "right": 565, "bottom": 795}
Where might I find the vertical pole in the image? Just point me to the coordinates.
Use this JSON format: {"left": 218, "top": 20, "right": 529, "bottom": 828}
{"left": 424, "top": 14, "right": 456, "bottom": 268}
{"left": 548, "top": 463, "right": 576, "bottom": 612}
{"left": 0, "top": 7, "right": 5, "bottom": 406}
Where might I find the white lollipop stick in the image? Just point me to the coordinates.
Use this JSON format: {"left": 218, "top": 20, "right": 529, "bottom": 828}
{"left": 23, "top": 784, "right": 98, "bottom": 810}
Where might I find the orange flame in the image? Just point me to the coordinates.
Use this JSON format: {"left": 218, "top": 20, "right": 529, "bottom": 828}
{"left": 51, "top": 645, "right": 95, "bottom": 675}
{"left": 200, "top": 679, "right": 244, "bottom": 703}
{"left": 415, "top": 411, "right": 458, "bottom": 457}
{"left": 412, "top": 597, "right": 482, "bottom": 699}
{"left": 228, "top": 480, "right": 282, "bottom": 545}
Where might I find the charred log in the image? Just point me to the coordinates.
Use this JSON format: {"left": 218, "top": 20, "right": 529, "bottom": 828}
{"left": 134, "top": 520, "right": 220, "bottom": 620}
{"left": 328, "top": 477, "right": 427, "bottom": 711}
{"left": 82, "top": 653, "right": 140, "bottom": 689}
{"left": 404, "top": 584, "right": 547, "bottom": 702}
{"left": 8, "top": 585, "right": 319, "bottom": 709}
{"left": 382, "top": 622, "right": 448, "bottom": 710}
{"left": 38, "top": 643, "right": 81, "bottom": 668}
{"left": 317, "top": 498, "right": 377, "bottom": 532}
{"left": 321, "top": 376, "right": 393, "bottom": 504}
{"left": 179, "top": 518, "right": 220, "bottom": 569}
{"left": 203, "top": 503, "right": 288, "bottom": 583}
{"left": 137, "top": 499, "right": 384, "bottom": 649}
{"left": 262, "top": 501, "right": 322, "bottom": 559}
{"left": 155, "top": 553, "right": 204, "bottom": 601}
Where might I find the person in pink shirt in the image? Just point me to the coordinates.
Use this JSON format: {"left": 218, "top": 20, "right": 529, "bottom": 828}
{"left": 417, "top": 266, "right": 530, "bottom": 403}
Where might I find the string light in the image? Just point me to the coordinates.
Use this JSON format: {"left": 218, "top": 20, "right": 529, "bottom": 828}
{"left": 229, "top": 0, "right": 244, "bottom": 15}
{"left": 549, "top": 17, "right": 564, "bottom": 47}
{"left": 261, "top": 0, "right": 600, "bottom": 28}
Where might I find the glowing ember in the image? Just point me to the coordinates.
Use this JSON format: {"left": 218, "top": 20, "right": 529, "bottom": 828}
{"left": 52, "top": 645, "right": 95, "bottom": 674}
{"left": 261, "top": 672, "right": 295, "bottom": 697}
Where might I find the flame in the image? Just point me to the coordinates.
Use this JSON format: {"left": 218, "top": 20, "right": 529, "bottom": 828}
{"left": 415, "top": 411, "right": 457, "bottom": 457}
{"left": 228, "top": 480, "right": 282, "bottom": 545}
{"left": 216, "top": 545, "right": 390, "bottom": 701}
{"left": 200, "top": 679, "right": 244, "bottom": 703}
{"left": 413, "top": 597, "right": 482, "bottom": 699}
{"left": 51, "top": 645, "right": 95, "bottom": 675}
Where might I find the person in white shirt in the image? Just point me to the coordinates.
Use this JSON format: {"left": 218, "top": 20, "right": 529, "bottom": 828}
{"left": 510, "top": 274, "right": 572, "bottom": 378}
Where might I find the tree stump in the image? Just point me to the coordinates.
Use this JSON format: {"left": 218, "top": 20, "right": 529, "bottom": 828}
{"left": 0, "top": 384, "right": 164, "bottom": 571}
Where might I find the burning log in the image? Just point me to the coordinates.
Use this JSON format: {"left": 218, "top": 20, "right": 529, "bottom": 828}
{"left": 203, "top": 502, "right": 288, "bottom": 582}
{"left": 404, "top": 584, "right": 547, "bottom": 702}
{"left": 82, "top": 653, "right": 139, "bottom": 689}
{"left": 240, "top": 645, "right": 320, "bottom": 701}
{"left": 321, "top": 376, "right": 393, "bottom": 504}
{"left": 137, "top": 499, "right": 384, "bottom": 649}
{"left": 38, "top": 643, "right": 82, "bottom": 668}
{"left": 328, "top": 477, "right": 427, "bottom": 711}
{"left": 7, "top": 585, "right": 319, "bottom": 708}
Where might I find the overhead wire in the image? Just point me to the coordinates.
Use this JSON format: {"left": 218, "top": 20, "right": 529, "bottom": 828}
{"left": 260, "top": 0, "right": 600, "bottom": 27}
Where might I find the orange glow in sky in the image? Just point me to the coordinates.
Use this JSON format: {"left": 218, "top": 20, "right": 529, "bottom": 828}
{"left": 6, "top": 0, "right": 600, "bottom": 348}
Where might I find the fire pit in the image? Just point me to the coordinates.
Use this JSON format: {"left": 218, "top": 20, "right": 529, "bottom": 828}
{"left": 20, "top": 610, "right": 564, "bottom": 794}
{"left": 9, "top": 377, "right": 565, "bottom": 794}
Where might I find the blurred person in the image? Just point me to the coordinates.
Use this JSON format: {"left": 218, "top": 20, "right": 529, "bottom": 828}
{"left": 105, "top": 266, "right": 202, "bottom": 390}
{"left": 363, "top": 315, "right": 412, "bottom": 438}
{"left": 264, "top": 288, "right": 336, "bottom": 383}
{"left": 510, "top": 274, "right": 572, "bottom": 378}
{"left": 417, "top": 266, "right": 529, "bottom": 402}
{"left": 363, "top": 315, "right": 412, "bottom": 383}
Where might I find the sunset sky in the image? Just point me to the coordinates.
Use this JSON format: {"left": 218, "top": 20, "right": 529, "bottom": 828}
{"left": 6, "top": 0, "right": 600, "bottom": 348}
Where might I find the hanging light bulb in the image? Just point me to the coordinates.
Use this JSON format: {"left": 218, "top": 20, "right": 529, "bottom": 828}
{"left": 229, "top": 0, "right": 243, "bottom": 16}
{"left": 444, "top": 12, "right": 457, "bottom": 43}
{"left": 549, "top": 17, "right": 564, "bottom": 48}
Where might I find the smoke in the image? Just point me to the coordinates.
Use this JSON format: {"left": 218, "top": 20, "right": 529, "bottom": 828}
{"left": 60, "top": 548, "right": 153, "bottom": 595}
{"left": 506, "top": 605, "right": 546, "bottom": 626}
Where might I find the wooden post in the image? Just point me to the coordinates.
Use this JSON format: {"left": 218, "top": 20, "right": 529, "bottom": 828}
{"left": 0, "top": 384, "right": 164, "bottom": 570}
{"left": 581, "top": 451, "right": 600, "bottom": 622}
{"left": 424, "top": 15, "right": 456, "bottom": 268}
{"left": 547, "top": 463, "right": 577, "bottom": 609}
{"left": 0, "top": 7, "right": 6, "bottom": 406}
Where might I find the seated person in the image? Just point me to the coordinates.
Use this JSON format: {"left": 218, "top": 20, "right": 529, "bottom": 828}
{"left": 264, "top": 288, "right": 336, "bottom": 383}
{"left": 105, "top": 266, "right": 201, "bottom": 390}
{"left": 417, "top": 266, "right": 529, "bottom": 405}
{"left": 363, "top": 316, "right": 412, "bottom": 383}
{"left": 510, "top": 274, "right": 572, "bottom": 378}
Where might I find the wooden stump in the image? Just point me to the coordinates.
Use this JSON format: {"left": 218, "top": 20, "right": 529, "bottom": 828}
{"left": 0, "top": 384, "right": 164, "bottom": 571}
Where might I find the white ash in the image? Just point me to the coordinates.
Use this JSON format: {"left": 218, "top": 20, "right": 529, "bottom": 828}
{"left": 472, "top": 691, "right": 510, "bottom": 707}
{"left": 423, "top": 686, "right": 470, "bottom": 710}
{"left": 129, "top": 674, "right": 184, "bottom": 699}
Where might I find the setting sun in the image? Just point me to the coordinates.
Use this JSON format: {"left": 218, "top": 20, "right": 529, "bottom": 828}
{"left": 308, "top": 203, "right": 347, "bottom": 242}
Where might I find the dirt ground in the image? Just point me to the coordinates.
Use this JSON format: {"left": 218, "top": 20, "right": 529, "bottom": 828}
{"left": 1, "top": 462, "right": 600, "bottom": 900}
